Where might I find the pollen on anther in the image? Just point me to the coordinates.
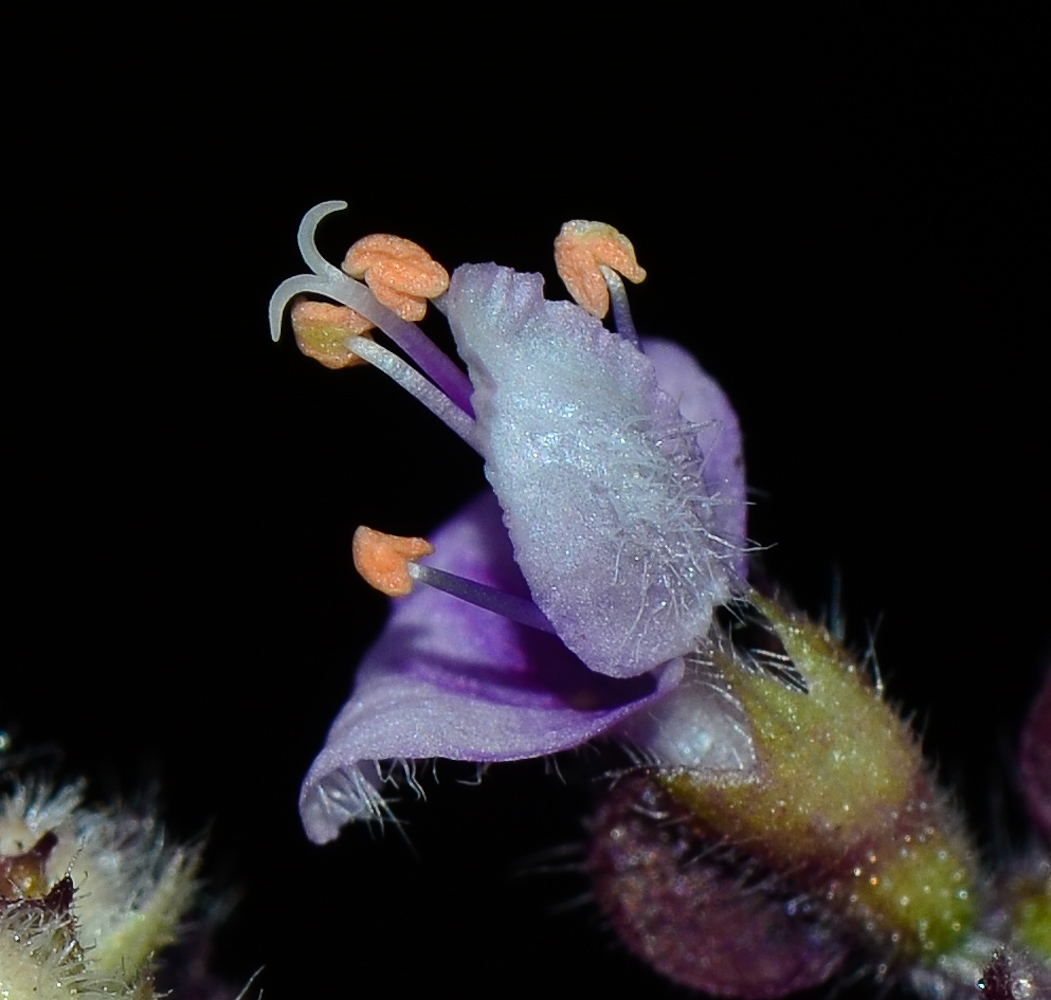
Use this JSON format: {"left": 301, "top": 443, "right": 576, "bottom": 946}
{"left": 343, "top": 234, "right": 450, "bottom": 322}
{"left": 352, "top": 525, "right": 435, "bottom": 597}
{"left": 291, "top": 299, "right": 375, "bottom": 369}
{"left": 554, "top": 220, "right": 647, "bottom": 318}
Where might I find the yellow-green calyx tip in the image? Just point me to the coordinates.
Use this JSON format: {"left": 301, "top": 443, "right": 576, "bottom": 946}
{"left": 661, "top": 595, "right": 979, "bottom": 962}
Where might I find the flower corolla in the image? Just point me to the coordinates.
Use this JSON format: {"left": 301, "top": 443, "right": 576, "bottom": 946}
{"left": 271, "top": 204, "right": 754, "bottom": 844}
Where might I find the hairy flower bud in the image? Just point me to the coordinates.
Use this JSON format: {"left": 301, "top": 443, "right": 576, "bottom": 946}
{"left": 589, "top": 774, "right": 852, "bottom": 997}
{"left": 0, "top": 775, "right": 229, "bottom": 1000}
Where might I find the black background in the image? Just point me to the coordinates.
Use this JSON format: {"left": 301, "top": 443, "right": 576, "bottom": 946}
{"left": 3, "top": 12, "right": 1046, "bottom": 998}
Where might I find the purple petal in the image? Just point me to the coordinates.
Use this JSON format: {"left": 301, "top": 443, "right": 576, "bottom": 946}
{"left": 300, "top": 492, "right": 683, "bottom": 845}
{"left": 1020, "top": 668, "right": 1051, "bottom": 845}
{"left": 444, "top": 264, "right": 745, "bottom": 679}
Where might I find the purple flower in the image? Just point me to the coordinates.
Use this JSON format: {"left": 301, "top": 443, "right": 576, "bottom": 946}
{"left": 272, "top": 204, "right": 754, "bottom": 844}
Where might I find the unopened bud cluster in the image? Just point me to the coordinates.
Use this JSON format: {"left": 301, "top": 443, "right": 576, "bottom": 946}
{"left": 0, "top": 774, "right": 202, "bottom": 999}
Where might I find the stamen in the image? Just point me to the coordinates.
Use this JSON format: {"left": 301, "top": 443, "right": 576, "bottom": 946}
{"left": 343, "top": 234, "right": 450, "bottom": 323}
{"left": 352, "top": 526, "right": 556, "bottom": 634}
{"left": 344, "top": 337, "right": 479, "bottom": 449}
{"left": 554, "top": 220, "right": 647, "bottom": 320}
{"left": 270, "top": 202, "right": 474, "bottom": 414}
{"left": 353, "top": 526, "right": 434, "bottom": 597}
{"left": 290, "top": 299, "right": 374, "bottom": 369}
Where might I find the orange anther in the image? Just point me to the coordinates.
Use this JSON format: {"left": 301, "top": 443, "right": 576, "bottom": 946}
{"left": 342, "top": 234, "right": 450, "bottom": 323}
{"left": 554, "top": 220, "right": 647, "bottom": 318}
{"left": 352, "top": 525, "right": 435, "bottom": 597}
{"left": 290, "top": 299, "right": 375, "bottom": 369}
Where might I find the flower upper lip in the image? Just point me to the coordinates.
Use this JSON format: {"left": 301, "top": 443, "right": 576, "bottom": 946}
{"left": 445, "top": 262, "right": 747, "bottom": 679}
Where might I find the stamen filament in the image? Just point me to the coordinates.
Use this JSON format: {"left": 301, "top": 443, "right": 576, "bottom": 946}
{"left": 345, "top": 337, "right": 479, "bottom": 450}
{"left": 601, "top": 265, "right": 640, "bottom": 346}
{"left": 408, "top": 563, "right": 557, "bottom": 634}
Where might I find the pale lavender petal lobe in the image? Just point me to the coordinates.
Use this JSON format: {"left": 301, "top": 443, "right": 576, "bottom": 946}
{"left": 444, "top": 264, "right": 744, "bottom": 679}
{"left": 299, "top": 492, "right": 682, "bottom": 844}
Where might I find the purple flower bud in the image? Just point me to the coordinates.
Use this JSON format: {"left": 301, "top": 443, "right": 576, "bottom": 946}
{"left": 588, "top": 775, "right": 851, "bottom": 997}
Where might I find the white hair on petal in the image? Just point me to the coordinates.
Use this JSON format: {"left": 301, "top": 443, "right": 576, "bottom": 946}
{"left": 315, "top": 763, "right": 397, "bottom": 830}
